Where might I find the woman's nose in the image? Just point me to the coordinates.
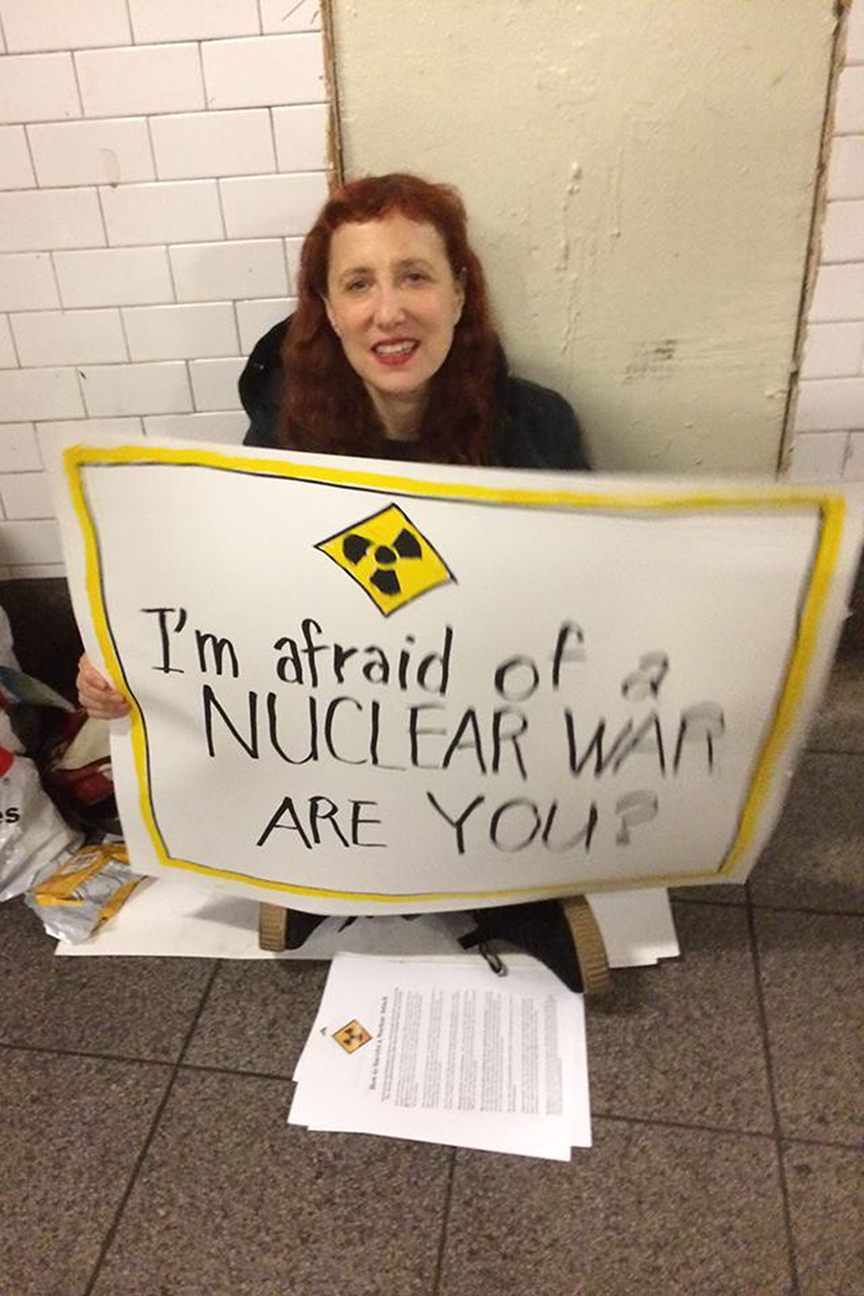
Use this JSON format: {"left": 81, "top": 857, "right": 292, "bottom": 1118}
{"left": 372, "top": 284, "right": 406, "bottom": 329}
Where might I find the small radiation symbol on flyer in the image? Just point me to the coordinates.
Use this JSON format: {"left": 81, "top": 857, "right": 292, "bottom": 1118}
{"left": 332, "top": 1019, "right": 373, "bottom": 1054}
{"left": 316, "top": 503, "right": 455, "bottom": 615}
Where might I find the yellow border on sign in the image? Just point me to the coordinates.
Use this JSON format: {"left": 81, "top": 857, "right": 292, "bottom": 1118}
{"left": 64, "top": 443, "right": 845, "bottom": 901}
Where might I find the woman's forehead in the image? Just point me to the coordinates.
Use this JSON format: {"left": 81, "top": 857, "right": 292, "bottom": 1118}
{"left": 328, "top": 213, "right": 448, "bottom": 271}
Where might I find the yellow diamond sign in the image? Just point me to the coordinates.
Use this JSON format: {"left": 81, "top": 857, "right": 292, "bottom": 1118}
{"left": 332, "top": 1019, "right": 372, "bottom": 1054}
{"left": 316, "top": 503, "right": 454, "bottom": 616}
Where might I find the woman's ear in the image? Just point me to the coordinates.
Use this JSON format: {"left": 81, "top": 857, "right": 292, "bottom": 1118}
{"left": 454, "top": 267, "right": 467, "bottom": 323}
{"left": 323, "top": 294, "right": 340, "bottom": 336}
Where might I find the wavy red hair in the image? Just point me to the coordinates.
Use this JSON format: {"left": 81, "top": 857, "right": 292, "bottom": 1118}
{"left": 278, "top": 173, "right": 500, "bottom": 464}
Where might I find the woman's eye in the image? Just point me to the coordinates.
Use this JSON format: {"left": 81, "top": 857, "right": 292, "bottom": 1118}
{"left": 405, "top": 271, "right": 428, "bottom": 284}
{"left": 345, "top": 278, "right": 369, "bottom": 293}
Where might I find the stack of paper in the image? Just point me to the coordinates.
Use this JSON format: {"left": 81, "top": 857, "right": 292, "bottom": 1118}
{"left": 290, "top": 952, "right": 591, "bottom": 1161}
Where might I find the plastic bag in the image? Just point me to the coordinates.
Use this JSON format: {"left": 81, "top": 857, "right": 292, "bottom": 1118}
{"left": 25, "top": 841, "right": 142, "bottom": 944}
{"left": 0, "top": 744, "right": 83, "bottom": 903}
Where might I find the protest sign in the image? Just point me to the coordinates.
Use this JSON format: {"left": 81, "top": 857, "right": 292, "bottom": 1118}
{"left": 51, "top": 434, "right": 862, "bottom": 915}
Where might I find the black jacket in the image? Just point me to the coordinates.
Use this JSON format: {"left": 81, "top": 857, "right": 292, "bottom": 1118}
{"left": 239, "top": 318, "right": 589, "bottom": 471}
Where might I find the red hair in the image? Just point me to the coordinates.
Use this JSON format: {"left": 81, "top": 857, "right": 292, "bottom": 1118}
{"left": 278, "top": 173, "right": 500, "bottom": 464}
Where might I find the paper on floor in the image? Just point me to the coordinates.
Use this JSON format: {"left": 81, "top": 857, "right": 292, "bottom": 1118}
{"left": 289, "top": 953, "right": 590, "bottom": 1160}
{"left": 54, "top": 876, "right": 679, "bottom": 967}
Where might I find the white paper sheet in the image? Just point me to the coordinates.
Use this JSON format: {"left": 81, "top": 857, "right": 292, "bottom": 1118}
{"left": 289, "top": 954, "right": 590, "bottom": 1160}
{"left": 54, "top": 876, "right": 680, "bottom": 967}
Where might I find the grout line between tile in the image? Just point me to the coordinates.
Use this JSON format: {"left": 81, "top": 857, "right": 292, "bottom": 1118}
{"left": 430, "top": 1150, "right": 457, "bottom": 1296}
{"left": 179, "top": 1058, "right": 295, "bottom": 1083}
{"left": 745, "top": 899, "right": 802, "bottom": 1296}
{"left": 0, "top": 1037, "right": 176, "bottom": 1068}
{"left": 81, "top": 960, "right": 221, "bottom": 1296}
{"left": 590, "top": 1109, "right": 778, "bottom": 1142}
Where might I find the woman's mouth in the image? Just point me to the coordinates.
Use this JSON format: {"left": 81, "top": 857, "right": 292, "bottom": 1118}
{"left": 371, "top": 339, "right": 420, "bottom": 367}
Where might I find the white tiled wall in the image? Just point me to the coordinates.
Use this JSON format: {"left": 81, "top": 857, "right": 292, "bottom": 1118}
{"left": 0, "top": 0, "right": 324, "bottom": 579}
{"left": 789, "top": 0, "right": 864, "bottom": 483}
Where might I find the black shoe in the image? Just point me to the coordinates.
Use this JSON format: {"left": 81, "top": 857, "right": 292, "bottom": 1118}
{"left": 460, "top": 900, "right": 583, "bottom": 992}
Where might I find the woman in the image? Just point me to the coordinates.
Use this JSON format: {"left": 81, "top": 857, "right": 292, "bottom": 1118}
{"left": 80, "top": 173, "right": 586, "bottom": 711}
{"left": 77, "top": 173, "right": 592, "bottom": 988}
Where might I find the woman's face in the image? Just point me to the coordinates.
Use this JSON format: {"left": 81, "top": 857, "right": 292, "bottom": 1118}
{"left": 324, "top": 212, "right": 465, "bottom": 413}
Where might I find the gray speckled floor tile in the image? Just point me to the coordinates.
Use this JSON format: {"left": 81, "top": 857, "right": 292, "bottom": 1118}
{"left": 586, "top": 902, "right": 773, "bottom": 1133}
{"left": 756, "top": 910, "right": 863, "bottom": 1145}
{"left": 184, "top": 959, "right": 329, "bottom": 1076}
{"left": 90, "top": 1068, "right": 449, "bottom": 1296}
{"left": 784, "top": 1141, "right": 864, "bottom": 1296}
{"left": 0, "top": 898, "right": 214, "bottom": 1061}
{"left": 807, "top": 651, "right": 864, "bottom": 754}
{"left": 0, "top": 1048, "right": 170, "bottom": 1296}
{"left": 748, "top": 753, "right": 864, "bottom": 914}
{"left": 439, "top": 1118, "right": 793, "bottom": 1296}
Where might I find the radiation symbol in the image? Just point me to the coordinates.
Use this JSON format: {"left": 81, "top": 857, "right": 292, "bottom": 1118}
{"left": 315, "top": 503, "right": 455, "bottom": 615}
{"left": 332, "top": 1019, "right": 372, "bottom": 1054}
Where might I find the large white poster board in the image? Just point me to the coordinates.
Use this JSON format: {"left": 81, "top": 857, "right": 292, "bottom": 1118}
{"left": 51, "top": 435, "right": 862, "bottom": 915}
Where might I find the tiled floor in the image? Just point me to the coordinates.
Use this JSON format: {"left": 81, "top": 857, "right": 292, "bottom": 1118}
{"left": 1, "top": 650, "right": 862, "bottom": 1296}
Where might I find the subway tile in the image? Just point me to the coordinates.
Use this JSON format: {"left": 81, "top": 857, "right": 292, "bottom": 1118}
{"left": 151, "top": 109, "right": 275, "bottom": 180}
{"left": 79, "top": 362, "right": 192, "bottom": 417}
{"left": 11, "top": 308, "right": 127, "bottom": 367}
{"left": 123, "top": 303, "right": 238, "bottom": 362}
{"left": 845, "top": 431, "right": 864, "bottom": 479}
{"left": 0, "top": 423, "right": 40, "bottom": 471}
{"left": 0, "top": 314, "right": 16, "bottom": 366}
{"left": 0, "top": 519, "right": 62, "bottom": 563}
{"left": 799, "top": 320, "right": 864, "bottom": 378}
{"left": 189, "top": 356, "right": 245, "bottom": 411}
{"left": 0, "top": 1049, "right": 170, "bottom": 1296}
{"left": 75, "top": 44, "right": 205, "bottom": 119}
{"left": 236, "top": 296, "right": 294, "bottom": 354}
{"left": 0, "top": 0, "right": 131, "bottom": 52}
{"left": 0, "top": 188, "right": 104, "bottom": 253}
{"left": 202, "top": 34, "right": 325, "bottom": 111}
{"left": 787, "top": 431, "right": 849, "bottom": 481}
{"left": 170, "top": 239, "right": 287, "bottom": 302}
{"left": 260, "top": 0, "right": 322, "bottom": 33}
{"left": 220, "top": 171, "right": 327, "bottom": 239}
{"left": 441, "top": 1123, "right": 792, "bottom": 1296}
{"left": 36, "top": 418, "right": 143, "bottom": 469}
{"left": 273, "top": 103, "right": 329, "bottom": 171}
{"left": 129, "top": 0, "right": 260, "bottom": 43}
{"left": 587, "top": 903, "right": 773, "bottom": 1134}
{"left": 0, "top": 125, "right": 34, "bottom": 189}
{"left": 55, "top": 246, "right": 173, "bottom": 308}
{"left": 821, "top": 200, "right": 864, "bottom": 263}
{"left": 100, "top": 179, "right": 223, "bottom": 247}
{"left": 28, "top": 118, "right": 155, "bottom": 188}
{"left": 284, "top": 236, "right": 302, "bottom": 290}
{"left": 0, "top": 470, "right": 53, "bottom": 519}
{"left": 144, "top": 411, "right": 248, "bottom": 442}
{"left": 5, "top": 562, "right": 66, "bottom": 578}
{"left": 784, "top": 1143, "right": 864, "bottom": 1296}
{"left": 750, "top": 752, "right": 864, "bottom": 910}
{"left": 0, "top": 53, "right": 80, "bottom": 124}
{"left": 87, "top": 1070, "right": 449, "bottom": 1296}
{"left": 756, "top": 910, "right": 863, "bottom": 1144}
{"left": 0, "top": 252, "right": 59, "bottom": 310}
{"left": 0, "top": 368, "right": 83, "bottom": 421}
{"left": 848, "top": 0, "right": 864, "bottom": 63}
{"left": 794, "top": 377, "right": 864, "bottom": 431}
{"left": 826, "top": 135, "right": 864, "bottom": 199}
{"left": 809, "top": 263, "right": 864, "bottom": 321}
{"left": 835, "top": 65, "right": 864, "bottom": 133}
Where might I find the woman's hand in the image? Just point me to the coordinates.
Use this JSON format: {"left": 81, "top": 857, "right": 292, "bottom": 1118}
{"left": 76, "top": 652, "right": 130, "bottom": 720}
